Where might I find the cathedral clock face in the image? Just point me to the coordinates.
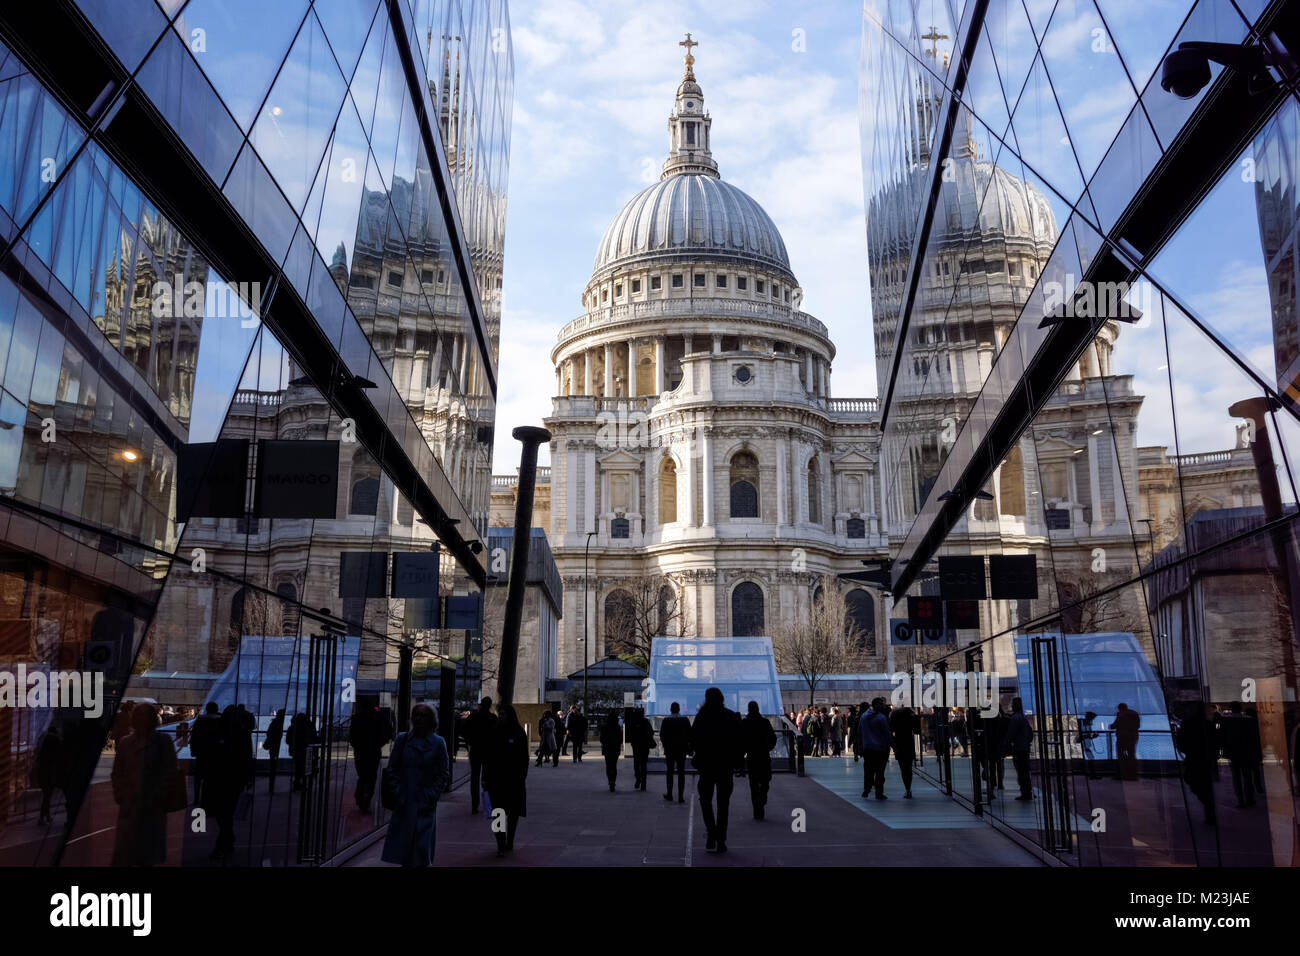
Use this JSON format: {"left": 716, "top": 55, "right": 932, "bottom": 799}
{"left": 686, "top": 100, "right": 695, "bottom": 109}
{"left": 734, "top": 365, "right": 753, "bottom": 384}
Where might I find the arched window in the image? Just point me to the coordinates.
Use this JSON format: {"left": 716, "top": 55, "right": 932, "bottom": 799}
{"left": 657, "top": 584, "right": 676, "bottom": 636}
{"left": 807, "top": 457, "right": 822, "bottom": 524}
{"left": 659, "top": 457, "right": 677, "bottom": 524}
{"left": 604, "top": 589, "right": 637, "bottom": 656}
{"left": 844, "top": 589, "right": 875, "bottom": 653}
{"left": 999, "top": 444, "right": 1026, "bottom": 516}
{"left": 349, "top": 449, "right": 380, "bottom": 516}
{"left": 729, "top": 450, "right": 759, "bottom": 518}
{"left": 731, "top": 582, "right": 764, "bottom": 636}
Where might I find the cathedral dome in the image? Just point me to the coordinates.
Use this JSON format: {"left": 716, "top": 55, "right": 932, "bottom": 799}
{"left": 592, "top": 174, "right": 793, "bottom": 279}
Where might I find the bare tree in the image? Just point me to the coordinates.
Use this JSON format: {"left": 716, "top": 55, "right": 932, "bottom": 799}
{"left": 603, "top": 573, "right": 692, "bottom": 666}
{"left": 774, "top": 575, "right": 860, "bottom": 706}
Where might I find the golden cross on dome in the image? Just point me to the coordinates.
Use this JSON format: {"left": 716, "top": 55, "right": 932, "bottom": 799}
{"left": 921, "top": 25, "right": 949, "bottom": 60}
{"left": 679, "top": 32, "right": 698, "bottom": 77}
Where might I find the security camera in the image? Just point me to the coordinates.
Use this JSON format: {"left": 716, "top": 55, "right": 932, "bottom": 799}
{"left": 1160, "top": 46, "right": 1212, "bottom": 99}
{"left": 1160, "top": 40, "right": 1276, "bottom": 99}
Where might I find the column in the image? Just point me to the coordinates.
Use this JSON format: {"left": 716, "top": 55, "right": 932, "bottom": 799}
{"left": 603, "top": 342, "right": 614, "bottom": 397}
{"left": 566, "top": 447, "right": 577, "bottom": 535}
{"left": 712, "top": 335, "right": 722, "bottom": 353}
{"left": 684, "top": 333, "right": 694, "bottom": 354}
{"left": 817, "top": 360, "right": 825, "bottom": 397}
{"left": 775, "top": 439, "right": 787, "bottom": 529}
{"left": 584, "top": 448, "right": 597, "bottom": 534}
{"left": 701, "top": 428, "right": 714, "bottom": 526}
{"left": 627, "top": 340, "right": 637, "bottom": 397}
{"left": 805, "top": 352, "right": 813, "bottom": 391}
{"left": 583, "top": 349, "right": 593, "bottom": 395}
{"left": 683, "top": 439, "right": 695, "bottom": 526}
{"left": 655, "top": 337, "right": 666, "bottom": 393}
{"left": 430, "top": 335, "right": 443, "bottom": 389}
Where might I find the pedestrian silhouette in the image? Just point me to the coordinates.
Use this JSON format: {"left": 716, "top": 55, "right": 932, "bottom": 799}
{"left": 350, "top": 701, "right": 394, "bottom": 812}
{"left": 858, "top": 698, "right": 891, "bottom": 799}
{"left": 600, "top": 714, "right": 623, "bottom": 791}
{"left": 1113, "top": 702, "right": 1141, "bottom": 780}
{"left": 1005, "top": 697, "right": 1034, "bottom": 801}
{"left": 286, "top": 712, "right": 317, "bottom": 791}
{"left": 262, "top": 709, "right": 285, "bottom": 792}
{"left": 690, "top": 687, "right": 743, "bottom": 853}
{"left": 109, "top": 703, "right": 177, "bottom": 866}
{"left": 464, "top": 697, "right": 498, "bottom": 814}
{"left": 660, "top": 701, "right": 692, "bottom": 802}
{"left": 204, "top": 705, "right": 253, "bottom": 864}
{"left": 1175, "top": 702, "right": 1217, "bottom": 825}
{"left": 890, "top": 704, "right": 919, "bottom": 798}
{"left": 569, "top": 706, "right": 589, "bottom": 763}
{"left": 741, "top": 701, "right": 776, "bottom": 819}
{"left": 188, "top": 701, "right": 221, "bottom": 805}
{"left": 628, "top": 708, "right": 656, "bottom": 790}
{"left": 483, "top": 704, "right": 529, "bottom": 857}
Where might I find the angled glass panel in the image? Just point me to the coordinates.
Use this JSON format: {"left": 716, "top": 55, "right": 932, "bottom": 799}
{"left": 1138, "top": 0, "right": 1250, "bottom": 149}
{"left": 1093, "top": 0, "right": 1194, "bottom": 92}
{"left": 1087, "top": 106, "right": 1162, "bottom": 235}
{"left": 171, "top": 0, "right": 310, "bottom": 130}
{"left": 74, "top": 0, "right": 170, "bottom": 72}
{"left": 312, "top": 0, "right": 380, "bottom": 81}
{"left": 249, "top": 9, "right": 347, "bottom": 211}
{"left": 1148, "top": 102, "right": 1298, "bottom": 399}
{"left": 1040, "top": 0, "right": 1136, "bottom": 180}
{"left": 985, "top": 0, "right": 1039, "bottom": 111}
{"left": 1009, "top": 53, "right": 1086, "bottom": 203}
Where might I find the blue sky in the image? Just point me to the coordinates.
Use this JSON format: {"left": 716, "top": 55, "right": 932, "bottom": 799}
{"left": 492, "top": 0, "right": 871, "bottom": 470}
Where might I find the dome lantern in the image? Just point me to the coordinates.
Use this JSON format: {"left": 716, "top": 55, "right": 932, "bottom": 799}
{"left": 663, "top": 33, "right": 719, "bottom": 180}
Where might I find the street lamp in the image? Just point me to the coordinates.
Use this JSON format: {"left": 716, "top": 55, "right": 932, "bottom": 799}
{"left": 583, "top": 530, "right": 598, "bottom": 716}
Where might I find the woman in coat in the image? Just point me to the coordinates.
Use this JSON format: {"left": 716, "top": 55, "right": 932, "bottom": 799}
{"left": 483, "top": 705, "right": 529, "bottom": 856}
{"left": 380, "top": 703, "right": 451, "bottom": 867}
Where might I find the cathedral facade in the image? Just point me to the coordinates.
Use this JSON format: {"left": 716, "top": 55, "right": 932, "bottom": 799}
{"left": 539, "top": 42, "right": 886, "bottom": 676}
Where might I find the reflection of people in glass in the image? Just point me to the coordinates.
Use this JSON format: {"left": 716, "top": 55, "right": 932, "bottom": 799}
{"left": 262, "top": 709, "right": 285, "bottom": 792}
{"left": 380, "top": 704, "right": 450, "bottom": 868}
{"left": 1221, "top": 701, "right": 1263, "bottom": 808}
{"left": 110, "top": 704, "right": 177, "bottom": 866}
{"left": 1077, "top": 711, "right": 1100, "bottom": 780}
{"left": 189, "top": 701, "right": 221, "bottom": 805}
{"left": 32, "top": 721, "right": 67, "bottom": 826}
{"left": 205, "top": 705, "right": 254, "bottom": 865}
{"left": 483, "top": 705, "right": 529, "bottom": 858}
{"left": 1113, "top": 703, "right": 1141, "bottom": 781}
{"left": 349, "top": 702, "right": 394, "bottom": 813}
{"left": 1004, "top": 697, "right": 1034, "bottom": 802}
{"left": 1175, "top": 702, "right": 1217, "bottom": 825}
{"left": 286, "top": 712, "right": 317, "bottom": 791}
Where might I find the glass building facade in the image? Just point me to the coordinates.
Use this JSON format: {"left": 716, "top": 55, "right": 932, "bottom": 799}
{"left": 862, "top": 0, "right": 1300, "bottom": 864}
{"left": 0, "top": 0, "right": 512, "bottom": 866}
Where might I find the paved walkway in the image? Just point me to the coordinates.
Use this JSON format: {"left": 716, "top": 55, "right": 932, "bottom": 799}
{"left": 345, "top": 754, "right": 1040, "bottom": 867}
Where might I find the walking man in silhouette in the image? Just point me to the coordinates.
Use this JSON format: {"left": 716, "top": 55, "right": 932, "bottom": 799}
{"left": 690, "top": 687, "right": 743, "bottom": 853}
{"left": 463, "top": 697, "right": 497, "bottom": 814}
{"left": 1005, "top": 697, "right": 1034, "bottom": 801}
{"left": 741, "top": 701, "right": 776, "bottom": 819}
{"left": 660, "top": 701, "right": 692, "bottom": 802}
